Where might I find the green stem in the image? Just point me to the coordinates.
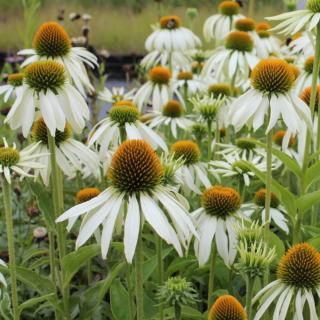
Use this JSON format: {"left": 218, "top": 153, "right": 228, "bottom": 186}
{"left": 126, "top": 264, "right": 134, "bottom": 320}
{"left": 183, "top": 83, "right": 189, "bottom": 114}
{"left": 207, "top": 120, "right": 213, "bottom": 161}
{"left": 214, "top": 120, "right": 220, "bottom": 160}
{"left": 248, "top": 0, "right": 255, "bottom": 17}
{"left": 245, "top": 275, "right": 254, "bottom": 320}
{"left": 48, "top": 231, "right": 57, "bottom": 284}
{"left": 135, "top": 217, "right": 144, "bottom": 320}
{"left": 156, "top": 236, "right": 164, "bottom": 320}
{"left": 207, "top": 243, "right": 217, "bottom": 309}
{"left": 293, "top": 23, "right": 320, "bottom": 238}
{"left": 174, "top": 302, "right": 181, "bottom": 320}
{"left": 2, "top": 178, "right": 19, "bottom": 320}
{"left": 47, "top": 131, "right": 70, "bottom": 320}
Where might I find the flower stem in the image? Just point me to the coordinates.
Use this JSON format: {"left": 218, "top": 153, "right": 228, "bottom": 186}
{"left": 126, "top": 264, "right": 134, "bottom": 320}
{"left": 214, "top": 120, "right": 220, "bottom": 160}
{"left": 156, "top": 236, "right": 164, "bottom": 320}
{"left": 207, "top": 243, "right": 217, "bottom": 309}
{"left": 1, "top": 178, "right": 19, "bottom": 320}
{"left": 47, "top": 131, "right": 70, "bottom": 320}
{"left": 135, "top": 220, "right": 144, "bottom": 320}
{"left": 207, "top": 120, "right": 213, "bottom": 161}
{"left": 245, "top": 275, "right": 254, "bottom": 320}
{"left": 248, "top": 0, "right": 255, "bottom": 17}
{"left": 174, "top": 302, "right": 181, "bottom": 320}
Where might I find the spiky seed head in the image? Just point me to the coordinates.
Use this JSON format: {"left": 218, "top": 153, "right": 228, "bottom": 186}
{"left": 76, "top": 188, "right": 101, "bottom": 204}
{"left": 225, "top": 31, "right": 254, "bottom": 52}
{"left": 25, "top": 61, "right": 65, "bottom": 94}
{"left": 31, "top": 118, "right": 72, "bottom": 145}
{"left": 108, "top": 140, "right": 164, "bottom": 194}
{"left": 277, "top": 243, "right": 320, "bottom": 289}
{"left": 208, "top": 295, "right": 247, "bottom": 320}
{"left": 149, "top": 66, "right": 171, "bottom": 85}
{"left": 171, "top": 140, "right": 200, "bottom": 165}
{"left": 202, "top": 186, "right": 241, "bottom": 218}
{"left": 33, "top": 21, "right": 71, "bottom": 57}
{"left": 251, "top": 59, "right": 295, "bottom": 94}
{"left": 160, "top": 15, "right": 182, "bottom": 29}
{"left": 218, "top": 1, "right": 240, "bottom": 16}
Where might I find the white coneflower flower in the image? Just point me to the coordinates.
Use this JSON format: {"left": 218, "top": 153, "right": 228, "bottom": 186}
{"left": 267, "top": 0, "right": 320, "bottom": 35}
{"left": 0, "top": 138, "right": 47, "bottom": 184}
{"left": 88, "top": 100, "right": 167, "bottom": 156}
{"left": 98, "top": 86, "right": 135, "bottom": 104}
{"left": 253, "top": 243, "right": 320, "bottom": 320}
{"left": 134, "top": 66, "right": 183, "bottom": 112}
{"left": 0, "top": 73, "right": 24, "bottom": 102}
{"left": 193, "top": 186, "right": 248, "bottom": 266}
{"left": 203, "top": 1, "right": 244, "bottom": 42}
{"left": 241, "top": 189, "right": 289, "bottom": 234}
{"left": 288, "top": 32, "right": 315, "bottom": 57}
{"left": 145, "top": 15, "right": 201, "bottom": 53}
{"left": 18, "top": 22, "right": 97, "bottom": 95}
{"left": 147, "top": 100, "right": 193, "bottom": 138}
{"left": 171, "top": 140, "right": 211, "bottom": 194}
{"left": 254, "top": 22, "right": 281, "bottom": 59}
{"left": 208, "top": 295, "right": 247, "bottom": 320}
{"left": 295, "top": 56, "right": 320, "bottom": 94}
{"left": 30, "top": 118, "right": 100, "bottom": 186}
{"left": 229, "top": 59, "right": 312, "bottom": 135}
{"left": 202, "top": 31, "right": 259, "bottom": 85}
{"left": 56, "top": 140, "right": 197, "bottom": 263}
{"left": 174, "top": 71, "right": 207, "bottom": 96}
{"left": 5, "top": 60, "right": 90, "bottom": 137}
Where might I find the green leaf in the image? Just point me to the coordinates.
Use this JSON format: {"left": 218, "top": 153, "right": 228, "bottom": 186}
{"left": 80, "top": 262, "right": 126, "bottom": 319}
{"left": 21, "top": 248, "right": 49, "bottom": 266}
{"left": 307, "top": 236, "right": 320, "bottom": 250}
{"left": 110, "top": 279, "right": 131, "bottom": 320}
{"left": 296, "top": 189, "right": 320, "bottom": 214}
{"left": 18, "top": 293, "right": 56, "bottom": 314}
{"left": 62, "top": 244, "right": 100, "bottom": 287}
{"left": 305, "top": 160, "right": 320, "bottom": 189}
{"left": 28, "top": 180, "right": 55, "bottom": 230}
{"left": 240, "top": 160, "right": 297, "bottom": 215}
{"left": 265, "top": 230, "right": 285, "bottom": 263}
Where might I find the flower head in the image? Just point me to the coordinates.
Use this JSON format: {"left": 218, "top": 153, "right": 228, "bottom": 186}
{"left": 251, "top": 59, "right": 295, "bottom": 94}
{"left": 300, "top": 85, "right": 320, "bottom": 110}
{"left": 108, "top": 140, "right": 164, "bottom": 193}
{"left": 209, "top": 295, "right": 247, "bottom": 320}
{"left": 307, "top": 0, "right": 320, "bottom": 12}
{"left": 33, "top": 21, "right": 71, "bottom": 57}
{"left": 162, "top": 100, "right": 183, "bottom": 118}
{"left": 25, "top": 60, "right": 65, "bottom": 94}
{"left": 208, "top": 83, "right": 232, "bottom": 99}
{"left": 149, "top": 66, "right": 171, "bottom": 85}
{"left": 159, "top": 15, "right": 182, "bottom": 29}
{"left": 171, "top": 140, "right": 200, "bottom": 165}
{"left": 76, "top": 188, "right": 101, "bottom": 204}
{"left": 109, "top": 104, "right": 140, "bottom": 125}
{"left": 0, "top": 147, "right": 20, "bottom": 167}
{"left": 235, "top": 18, "right": 256, "bottom": 32}
{"left": 177, "top": 71, "right": 193, "bottom": 81}
{"left": 273, "top": 130, "right": 297, "bottom": 148}
{"left": 202, "top": 186, "right": 241, "bottom": 218}
{"left": 8, "top": 73, "right": 24, "bottom": 87}
{"left": 277, "top": 243, "right": 320, "bottom": 289}
{"left": 225, "top": 31, "right": 254, "bottom": 52}
{"left": 219, "top": 1, "right": 240, "bottom": 16}
{"left": 254, "top": 188, "right": 280, "bottom": 209}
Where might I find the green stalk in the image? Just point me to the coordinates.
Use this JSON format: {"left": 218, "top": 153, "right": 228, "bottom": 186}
{"left": 207, "top": 120, "right": 213, "bottom": 161}
{"left": 126, "top": 264, "right": 134, "bottom": 320}
{"left": 293, "top": 23, "right": 320, "bottom": 235}
{"left": 183, "top": 83, "right": 190, "bottom": 114}
{"left": 245, "top": 275, "right": 254, "bottom": 320}
{"left": 2, "top": 178, "right": 19, "bottom": 320}
{"left": 174, "top": 302, "right": 181, "bottom": 320}
{"left": 156, "top": 236, "right": 164, "bottom": 320}
{"left": 207, "top": 243, "right": 217, "bottom": 309}
{"left": 214, "top": 120, "right": 220, "bottom": 160}
{"left": 47, "top": 131, "right": 70, "bottom": 320}
{"left": 135, "top": 216, "right": 144, "bottom": 320}
{"left": 248, "top": 0, "right": 255, "bottom": 17}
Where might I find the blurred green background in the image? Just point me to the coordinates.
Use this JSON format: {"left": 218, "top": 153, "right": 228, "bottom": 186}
{"left": 0, "top": 0, "right": 285, "bottom": 53}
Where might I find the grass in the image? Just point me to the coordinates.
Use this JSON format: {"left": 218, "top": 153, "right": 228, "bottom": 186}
{"left": 0, "top": 1, "right": 284, "bottom": 53}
